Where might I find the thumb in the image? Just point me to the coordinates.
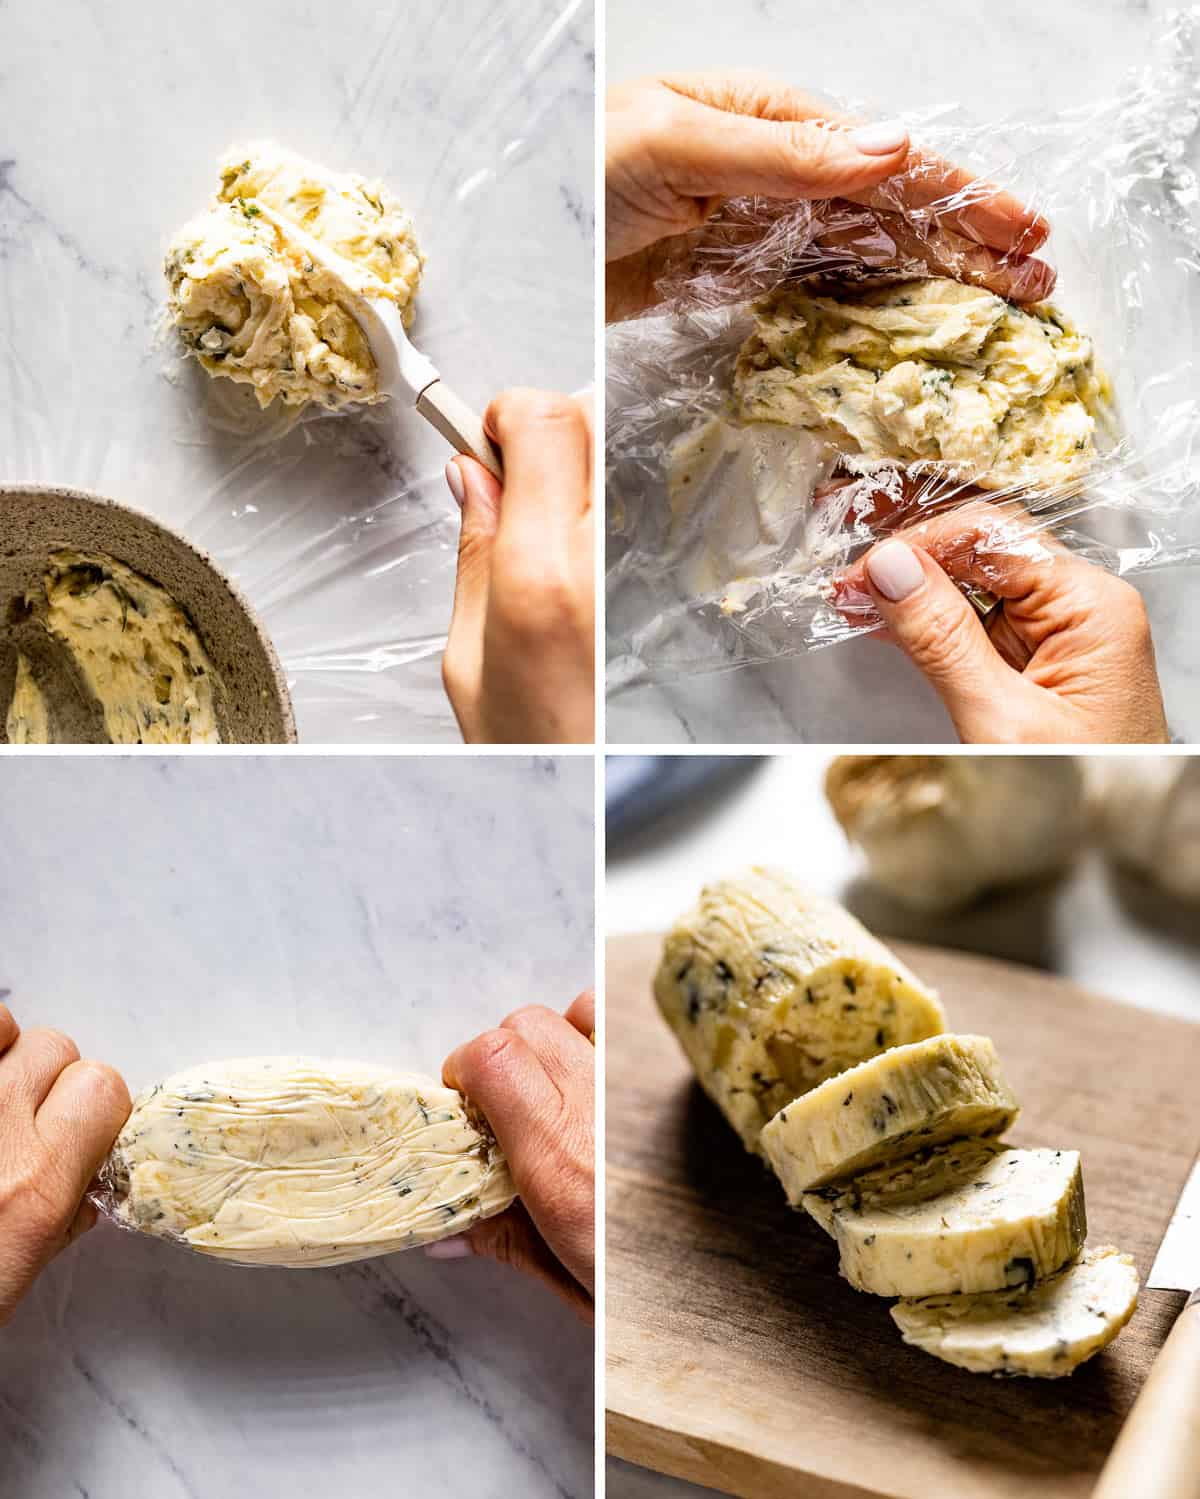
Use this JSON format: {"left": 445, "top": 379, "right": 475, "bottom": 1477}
{"left": 443, "top": 457, "right": 502, "bottom": 730}
{"left": 862, "top": 539, "right": 1015, "bottom": 733}
{"left": 671, "top": 98, "right": 910, "bottom": 202}
{"left": 447, "top": 456, "right": 502, "bottom": 632}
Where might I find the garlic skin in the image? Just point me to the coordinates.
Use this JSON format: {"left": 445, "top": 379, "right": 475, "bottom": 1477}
{"left": 825, "top": 756, "right": 1088, "bottom": 913}
{"left": 1093, "top": 756, "right": 1200, "bottom": 902}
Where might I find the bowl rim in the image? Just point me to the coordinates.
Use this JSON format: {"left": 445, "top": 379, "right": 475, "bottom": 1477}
{"left": 0, "top": 481, "right": 298, "bottom": 745}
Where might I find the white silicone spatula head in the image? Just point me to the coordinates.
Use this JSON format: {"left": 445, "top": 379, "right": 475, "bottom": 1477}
{"left": 254, "top": 203, "right": 502, "bottom": 478}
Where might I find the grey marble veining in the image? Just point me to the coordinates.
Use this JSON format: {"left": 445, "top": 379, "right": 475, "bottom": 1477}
{"left": 606, "top": 0, "right": 1200, "bottom": 748}
{"left": 0, "top": 754, "right": 594, "bottom": 1499}
{"left": 0, "top": 0, "right": 594, "bottom": 743}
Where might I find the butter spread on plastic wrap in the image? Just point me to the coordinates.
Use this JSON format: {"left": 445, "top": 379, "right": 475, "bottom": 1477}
{"left": 734, "top": 278, "right": 1108, "bottom": 492}
{"left": 165, "top": 144, "right": 424, "bottom": 410}
{"left": 102, "top": 1056, "right": 515, "bottom": 1268}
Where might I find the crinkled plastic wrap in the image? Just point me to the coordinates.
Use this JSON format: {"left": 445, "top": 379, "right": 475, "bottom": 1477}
{"left": 607, "top": 11, "right": 1200, "bottom": 689}
{"left": 90, "top": 1056, "right": 516, "bottom": 1269}
{"left": 0, "top": 0, "right": 591, "bottom": 742}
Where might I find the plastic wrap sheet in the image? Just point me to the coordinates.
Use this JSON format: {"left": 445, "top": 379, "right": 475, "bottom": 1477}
{"left": 607, "top": 10, "right": 1200, "bottom": 691}
{"left": 0, "top": 0, "right": 592, "bottom": 742}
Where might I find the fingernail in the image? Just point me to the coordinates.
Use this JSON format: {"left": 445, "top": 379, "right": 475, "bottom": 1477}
{"left": 444, "top": 460, "right": 466, "bottom": 508}
{"left": 425, "top": 1235, "right": 474, "bottom": 1261}
{"left": 850, "top": 121, "right": 909, "bottom": 157}
{"left": 866, "top": 541, "right": 925, "bottom": 601}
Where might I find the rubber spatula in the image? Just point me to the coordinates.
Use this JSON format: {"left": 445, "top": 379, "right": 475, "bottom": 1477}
{"left": 255, "top": 203, "right": 503, "bottom": 478}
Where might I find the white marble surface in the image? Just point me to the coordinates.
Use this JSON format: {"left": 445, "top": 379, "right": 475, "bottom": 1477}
{"left": 0, "top": 0, "right": 593, "bottom": 743}
{"left": 0, "top": 754, "right": 594, "bottom": 1499}
{"left": 606, "top": 749, "right": 1200, "bottom": 1497}
{"left": 605, "top": 0, "right": 1200, "bottom": 746}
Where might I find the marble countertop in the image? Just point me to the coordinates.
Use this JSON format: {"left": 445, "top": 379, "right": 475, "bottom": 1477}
{"left": 0, "top": 0, "right": 593, "bottom": 743}
{"left": 0, "top": 754, "right": 594, "bottom": 1499}
{"left": 606, "top": 0, "right": 1200, "bottom": 746}
{"left": 606, "top": 749, "right": 1200, "bottom": 1496}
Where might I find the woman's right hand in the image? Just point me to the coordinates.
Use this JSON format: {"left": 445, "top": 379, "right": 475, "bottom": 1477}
{"left": 606, "top": 72, "right": 1054, "bottom": 320}
{"left": 833, "top": 502, "right": 1169, "bottom": 744}
{"left": 0, "top": 1004, "right": 130, "bottom": 1327}
{"left": 429, "top": 992, "right": 595, "bottom": 1322}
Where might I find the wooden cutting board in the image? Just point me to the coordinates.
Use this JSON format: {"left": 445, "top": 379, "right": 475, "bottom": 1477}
{"left": 606, "top": 933, "right": 1200, "bottom": 1499}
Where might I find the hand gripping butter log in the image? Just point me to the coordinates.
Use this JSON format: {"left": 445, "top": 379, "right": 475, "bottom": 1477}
{"left": 95, "top": 1057, "right": 515, "bottom": 1268}
{"left": 654, "top": 870, "right": 946, "bottom": 1155}
{"left": 761, "top": 1034, "right": 1020, "bottom": 1200}
{"left": 825, "top": 755, "right": 1089, "bottom": 914}
{"left": 803, "top": 1141, "right": 1086, "bottom": 1297}
{"left": 892, "top": 1245, "right": 1139, "bottom": 1377}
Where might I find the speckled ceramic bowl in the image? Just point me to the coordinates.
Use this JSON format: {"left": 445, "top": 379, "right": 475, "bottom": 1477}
{"left": 0, "top": 485, "right": 296, "bottom": 743}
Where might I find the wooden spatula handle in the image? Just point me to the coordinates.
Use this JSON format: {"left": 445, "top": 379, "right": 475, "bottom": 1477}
{"left": 1093, "top": 1293, "right": 1200, "bottom": 1499}
{"left": 416, "top": 380, "right": 503, "bottom": 480}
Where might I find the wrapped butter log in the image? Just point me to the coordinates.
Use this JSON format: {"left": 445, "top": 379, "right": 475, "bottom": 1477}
{"left": 761, "top": 1034, "right": 1019, "bottom": 1200}
{"left": 892, "top": 1245, "right": 1139, "bottom": 1377}
{"left": 1093, "top": 755, "right": 1200, "bottom": 903}
{"left": 654, "top": 869, "right": 945, "bottom": 1156}
{"left": 825, "top": 755, "right": 1088, "bottom": 913}
{"left": 94, "top": 1057, "right": 514, "bottom": 1268}
{"left": 803, "top": 1141, "right": 1086, "bottom": 1297}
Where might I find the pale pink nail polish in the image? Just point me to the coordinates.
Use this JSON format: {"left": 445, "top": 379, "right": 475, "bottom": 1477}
{"left": 444, "top": 460, "right": 466, "bottom": 508}
{"left": 425, "top": 1235, "right": 474, "bottom": 1260}
{"left": 867, "top": 541, "right": 925, "bottom": 601}
{"left": 850, "top": 122, "right": 909, "bottom": 157}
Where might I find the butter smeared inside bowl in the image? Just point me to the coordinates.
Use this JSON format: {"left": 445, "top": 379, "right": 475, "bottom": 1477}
{"left": 2, "top": 551, "right": 222, "bottom": 744}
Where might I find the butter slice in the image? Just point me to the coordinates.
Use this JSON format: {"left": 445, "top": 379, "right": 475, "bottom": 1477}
{"left": 654, "top": 868, "right": 946, "bottom": 1155}
{"left": 103, "top": 1056, "right": 514, "bottom": 1268}
{"left": 892, "top": 1245, "right": 1138, "bottom": 1377}
{"left": 804, "top": 1142, "right": 1085, "bottom": 1296}
{"left": 762, "top": 1034, "right": 1019, "bottom": 1199}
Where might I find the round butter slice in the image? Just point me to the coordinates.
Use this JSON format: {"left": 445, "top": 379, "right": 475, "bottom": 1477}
{"left": 654, "top": 868, "right": 946, "bottom": 1155}
{"left": 804, "top": 1143, "right": 1085, "bottom": 1296}
{"left": 101, "top": 1056, "right": 515, "bottom": 1268}
{"left": 761, "top": 1034, "right": 1018, "bottom": 1199}
{"left": 891, "top": 1245, "right": 1139, "bottom": 1377}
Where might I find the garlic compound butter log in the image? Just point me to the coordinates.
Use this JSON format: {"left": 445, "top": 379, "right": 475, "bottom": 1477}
{"left": 803, "top": 1143, "right": 1085, "bottom": 1297}
{"left": 100, "top": 1057, "right": 515, "bottom": 1268}
{"left": 892, "top": 1245, "right": 1139, "bottom": 1377}
{"left": 826, "top": 755, "right": 1088, "bottom": 913}
{"left": 762, "top": 1034, "right": 1019, "bottom": 1200}
{"left": 654, "top": 869, "right": 946, "bottom": 1154}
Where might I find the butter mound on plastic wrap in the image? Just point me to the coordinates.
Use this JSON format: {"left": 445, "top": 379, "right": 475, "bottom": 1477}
{"left": 734, "top": 278, "right": 1108, "bottom": 493}
{"left": 165, "top": 145, "right": 424, "bottom": 411}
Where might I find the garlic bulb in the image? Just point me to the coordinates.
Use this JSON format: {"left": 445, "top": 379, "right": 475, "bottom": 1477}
{"left": 1092, "top": 756, "right": 1200, "bottom": 902}
{"left": 825, "top": 756, "right": 1088, "bottom": 913}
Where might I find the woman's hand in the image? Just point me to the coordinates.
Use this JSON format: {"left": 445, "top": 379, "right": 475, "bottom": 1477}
{"left": 606, "top": 72, "right": 1054, "bottom": 320}
{"left": 0, "top": 1004, "right": 130, "bottom": 1327}
{"left": 443, "top": 389, "right": 594, "bottom": 745}
{"left": 834, "top": 503, "right": 1168, "bottom": 744}
{"left": 429, "top": 992, "right": 594, "bottom": 1323}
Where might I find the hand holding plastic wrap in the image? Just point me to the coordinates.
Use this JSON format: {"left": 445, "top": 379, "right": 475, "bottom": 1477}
{"left": 606, "top": 13, "right": 1200, "bottom": 690}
